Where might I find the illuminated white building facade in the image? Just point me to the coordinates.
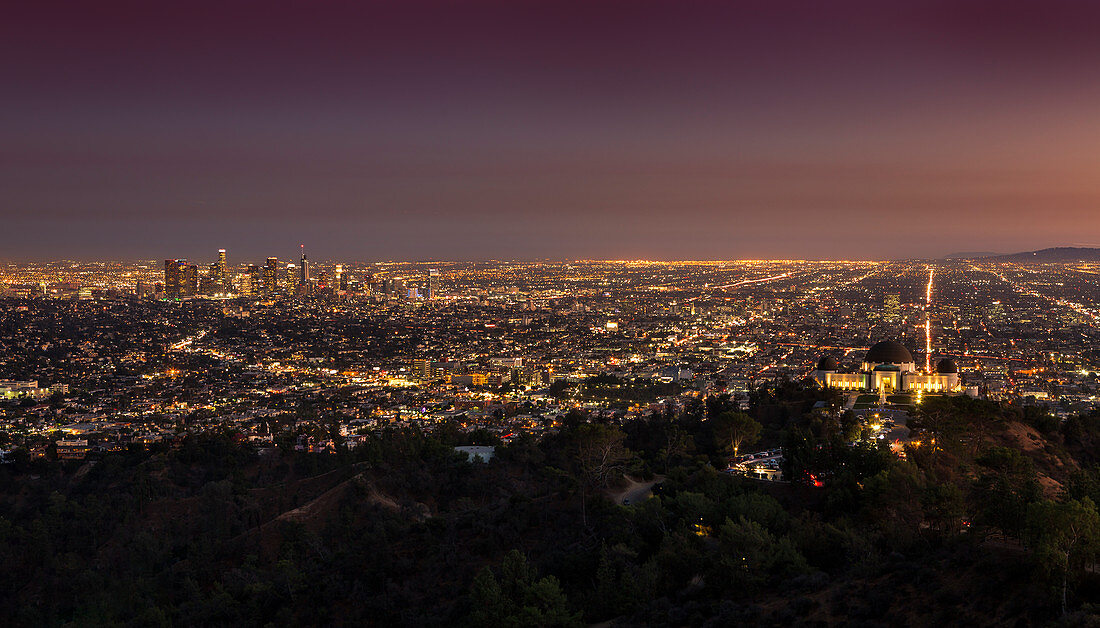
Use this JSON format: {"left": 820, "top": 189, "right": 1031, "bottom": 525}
{"left": 812, "top": 340, "right": 960, "bottom": 393}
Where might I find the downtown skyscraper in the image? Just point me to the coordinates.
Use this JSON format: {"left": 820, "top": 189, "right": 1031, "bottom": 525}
{"left": 264, "top": 258, "right": 279, "bottom": 295}
{"left": 164, "top": 259, "right": 188, "bottom": 298}
{"left": 299, "top": 246, "right": 310, "bottom": 295}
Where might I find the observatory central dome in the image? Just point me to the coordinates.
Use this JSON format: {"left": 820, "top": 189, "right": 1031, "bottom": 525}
{"left": 936, "top": 358, "right": 959, "bottom": 374}
{"left": 864, "top": 340, "right": 914, "bottom": 365}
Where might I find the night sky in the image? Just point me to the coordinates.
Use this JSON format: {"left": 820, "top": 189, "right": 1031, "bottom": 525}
{"left": 4, "top": 1, "right": 1100, "bottom": 262}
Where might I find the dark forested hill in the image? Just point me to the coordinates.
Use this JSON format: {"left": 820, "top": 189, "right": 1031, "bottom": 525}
{"left": 2, "top": 388, "right": 1100, "bottom": 626}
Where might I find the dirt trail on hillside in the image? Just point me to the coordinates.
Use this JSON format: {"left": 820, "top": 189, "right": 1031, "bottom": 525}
{"left": 608, "top": 474, "right": 663, "bottom": 505}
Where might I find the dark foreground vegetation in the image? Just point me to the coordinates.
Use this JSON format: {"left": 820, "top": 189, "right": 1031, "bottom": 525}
{"left": 3, "top": 381, "right": 1100, "bottom": 626}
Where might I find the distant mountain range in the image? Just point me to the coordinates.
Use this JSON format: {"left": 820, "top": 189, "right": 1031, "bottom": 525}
{"left": 944, "top": 247, "right": 1100, "bottom": 262}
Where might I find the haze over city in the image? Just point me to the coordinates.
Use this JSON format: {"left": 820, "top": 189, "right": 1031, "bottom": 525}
{"left": 6, "top": 1, "right": 1100, "bottom": 260}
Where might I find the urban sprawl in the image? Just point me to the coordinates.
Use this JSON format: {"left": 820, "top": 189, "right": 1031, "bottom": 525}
{"left": 1, "top": 254, "right": 1098, "bottom": 475}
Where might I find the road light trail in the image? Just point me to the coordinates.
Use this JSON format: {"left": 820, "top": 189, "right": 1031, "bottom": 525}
{"left": 679, "top": 272, "right": 798, "bottom": 303}
{"left": 924, "top": 266, "right": 934, "bottom": 372}
{"left": 925, "top": 266, "right": 934, "bottom": 306}
{"left": 925, "top": 318, "right": 931, "bottom": 372}
{"left": 844, "top": 264, "right": 886, "bottom": 286}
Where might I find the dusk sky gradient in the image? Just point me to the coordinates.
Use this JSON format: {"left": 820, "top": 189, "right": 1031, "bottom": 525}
{"left": 5, "top": 1, "right": 1100, "bottom": 261}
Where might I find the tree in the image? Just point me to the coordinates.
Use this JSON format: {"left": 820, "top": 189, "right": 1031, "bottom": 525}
{"left": 839, "top": 410, "right": 862, "bottom": 443}
{"left": 466, "top": 550, "right": 581, "bottom": 627}
{"left": 1026, "top": 498, "right": 1100, "bottom": 616}
{"left": 576, "top": 424, "right": 630, "bottom": 489}
{"left": 705, "top": 393, "right": 735, "bottom": 420}
{"left": 911, "top": 396, "right": 957, "bottom": 453}
{"left": 862, "top": 463, "right": 924, "bottom": 541}
{"left": 717, "top": 516, "right": 809, "bottom": 587}
{"left": 657, "top": 419, "right": 690, "bottom": 474}
{"left": 974, "top": 446, "right": 1042, "bottom": 539}
{"left": 956, "top": 397, "right": 1003, "bottom": 456}
{"left": 713, "top": 411, "right": 762, "bottom": 457}
{"left": 574, "top": 424, "right": 631, "bottom": 526}
{"left": 590, "top": 544, "right": 655, "bottom": 620}
{"left": 921, "top": 482, "right": 966, "bottom": 537}
{"left": 1063, "top": 468, "right": 1100, "bottom": 506}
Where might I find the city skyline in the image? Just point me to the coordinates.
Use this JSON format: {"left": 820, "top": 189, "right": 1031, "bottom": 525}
{"left": 6, "top": 1, "right": 1100, "bottom": 260}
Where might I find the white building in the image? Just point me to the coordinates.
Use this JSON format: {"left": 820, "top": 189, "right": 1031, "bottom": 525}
{"left": 812, "top": 341, "right": 960, "bottom": 393}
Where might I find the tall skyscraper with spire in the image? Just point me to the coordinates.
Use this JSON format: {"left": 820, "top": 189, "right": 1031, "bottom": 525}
{"left": 299, "top": 245, "right": 310, "bottom": 295}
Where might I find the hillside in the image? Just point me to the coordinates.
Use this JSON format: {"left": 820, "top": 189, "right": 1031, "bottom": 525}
{"left": 989, "top": 247, "right": 1100, "bottom": 262}
{"left": 2, "top": 390, "right": 1100, "bottom": 625}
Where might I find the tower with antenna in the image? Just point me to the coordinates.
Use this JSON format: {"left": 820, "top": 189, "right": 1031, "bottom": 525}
{"left": 299, "top": 244, "right": 310, "bottom": 295}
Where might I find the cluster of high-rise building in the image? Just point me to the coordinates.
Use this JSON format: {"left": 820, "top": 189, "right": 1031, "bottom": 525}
{"left": 163, "top": 249, "right": 311, "bottom": 298}
{"left": 160, "top": 248, "right": 440, "bottom": 302}
{"left": 164, "top": 250, "right": 231, "bottom": 298}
